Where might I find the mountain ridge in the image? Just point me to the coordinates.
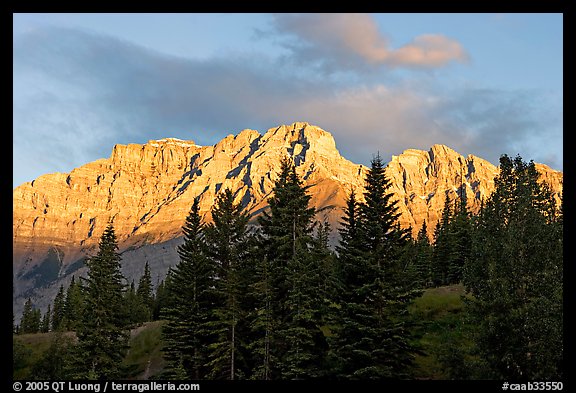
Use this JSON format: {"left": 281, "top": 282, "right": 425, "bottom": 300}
{"left": 13, "top": 122, "right": 563, "bottom": 319}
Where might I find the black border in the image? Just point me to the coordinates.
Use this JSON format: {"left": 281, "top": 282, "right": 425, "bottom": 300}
{"left": 10, "top": 3, "right": 571, "bottom": 391}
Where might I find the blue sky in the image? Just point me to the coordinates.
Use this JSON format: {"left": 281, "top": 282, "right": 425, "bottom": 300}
{"left": 13, "top": 13, "right": 563, "bottom": 187}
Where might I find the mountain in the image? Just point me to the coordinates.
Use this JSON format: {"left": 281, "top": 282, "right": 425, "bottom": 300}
{"left": 12, "top": 122, "right": 563, "bottom": 319}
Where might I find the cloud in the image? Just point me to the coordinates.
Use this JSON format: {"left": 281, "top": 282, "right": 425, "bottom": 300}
{"left": 13, "top": 27, "right": 561, "bottom": 187}
{"left": 268, "top": 13, "right": 469, "bottom": 72}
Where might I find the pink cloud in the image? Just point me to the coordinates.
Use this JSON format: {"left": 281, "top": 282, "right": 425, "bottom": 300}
{"left": 272, "top": 13, "right": 468, "bottom": 70}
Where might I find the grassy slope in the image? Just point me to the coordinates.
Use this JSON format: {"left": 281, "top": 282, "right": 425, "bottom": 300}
{"left": 407, "top": 284, "right": 476, "bottom": 379}
{"left": 122, "top": 320, "right": 166, "bottom": 379}
{"left": 13, "top": 322, "right": 166, "bottom": 380}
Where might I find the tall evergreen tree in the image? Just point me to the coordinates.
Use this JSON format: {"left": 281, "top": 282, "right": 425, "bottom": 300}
{"left": 331, "top": 153, "right": 418, "bottom": 378}
{"left": 447, "top": 183, "right": 472, "bottom": 284}
{"left": 73, "top": 223, "right": 128, "bottom": 379}
{"left": 256, "top": 158, "right": 326, "bottom": 379}
{"left": 52, "top": 285, "right": 66, "bottom": 331}
{"left": 413, "top": 221, "right": 433, "bottom": 288}
{"left": 41, "top": 305, "right": 51, "bottom": 333}
{"left": 162, "top": 198, "right": 214, "bottom": 379}
{"left": 20, "top": 298, "right": 41, "bottom": 334}
{"left": 123, "top": 280, "right": 148, "bottom": 326}
{"left": 64, "top": 276, "right": 84, "bottom": 331}
{"left": 247, "top": 251, "right": 276, "bottom": 380}
{"left": 137, "top": 262, "right": 154, "bottom": 319}
{"left": 152, "top": 274, "right": 170, "bottom": 321}
{"left": 464, "top": 154, "right": 563, "bottom": 379}
{"left": 203, "top": 188, "right": 251, "bottom": 380}
{"left": 431, "top": 192, "right": 455, "bottom": 286}
{"left": 312, "top": 219, "right": 338, "bottom": 317}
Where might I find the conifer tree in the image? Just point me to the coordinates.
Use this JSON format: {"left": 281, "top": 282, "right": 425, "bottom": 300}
{"left": 137, "top": 262, "right": 154, "bottom": 320}
{"left": 431, "top": 192, "right": 454, "bottom": 286}
{"left": 447, "top": 184, "right": 472, "bottom": 284}
{"left": 203, "top": 188, "right": 251, "bottom": 380}
{"left": 21, "top": 298, "right": 41, "bottom": 334}
{"left": 152, "top": 274, "right": 169, "bottom": 321}
{"left": 256, "top": 158, "right": 326, "bottom": 379}
{"left": 332, "top": 153, "right": 418, "bottom": 378}
{"left": 41, "top": 304, "right": 51, "bottom": 333}
{"left": 123, "top": 280, "right": 147, "bottom": 326}
{"left": 64, "top": 276, "right": 84, "bottom": 331}
{"left": 52, "top": 285, "right": 66, "bottom": 331}
{"left": 413, "top": 221, "right": 433, "bottom": 288}
{"left": 247, "top": 251, "right": 276, "bottom": 380}
{"left": 312, "top": 220, "right": 338, "bottom": 316}
{"left": 465, "top": 154, "right": 563, "bottom": 379}
{"left": 73, "top": 223, "right": 128, "bottom": 379}
{"left": 162, "top": 198, "right": 214, "bottom": 379}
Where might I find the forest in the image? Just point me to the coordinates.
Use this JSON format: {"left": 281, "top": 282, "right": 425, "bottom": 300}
{"left": 13, "top": 153, "right": 563, "bottom": 380}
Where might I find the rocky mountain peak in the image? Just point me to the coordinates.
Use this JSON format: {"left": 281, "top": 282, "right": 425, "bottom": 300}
{"left": 12, "top": 123, "right": 563, "bottom": 319}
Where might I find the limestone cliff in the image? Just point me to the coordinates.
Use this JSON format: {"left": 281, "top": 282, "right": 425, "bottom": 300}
{"left": 12, "top": 122, "right": 563, "bottom": 318}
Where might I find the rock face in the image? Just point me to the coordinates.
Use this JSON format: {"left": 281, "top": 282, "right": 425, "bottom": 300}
{"left": 12, "top": 122, "right": 563, "bottom": 319}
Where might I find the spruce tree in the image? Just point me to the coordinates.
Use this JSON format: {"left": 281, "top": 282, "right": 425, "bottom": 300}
{"left": 203, "top": 188, "right": 251, "bottom": 380}
{"left": 123, "top": 280, "right": 147, "bottom": 326}
{"left": 413, "top": 221, "right": 433, "bottom": 288}
{"left": 332, "top": 153, "right": 418, "bottom": 378}
{"left": 73, "top": 223, "right": 128, "bottom": 379}
{"left": 41, "top": 305, "right": 51, "bottom": 333}
{"left": 137, "top": 262, "right": 154, "bottom": 320}
{"left": 52, "top": 285, "right": 66, "bottom": 331}
{"left": 431, "top": 192, "right": 454, "bottom": 286}
{"left": 247, "top": 251, "right": 276, "bottom": 380}
{"left": 312, "top": 220, "right": 338, "bottom": 318}
{"left": 162, "top": 197, "right": 214, "bottom": 379}
{"left": 64, "top": 276, "right": 84, "bottom": 331}
{"left": 257, "top": 158, "right": 326, "bottom": 379}
{"left": 20, "top": 298, "right": 41, "bottom": 334}
{"left": 447, "top": 184, "right": 472, "bottom": 284}
{"left": 465, "top": 154, "right": 563, "bottom": 379}
{"left": 152, "top": 275, "right": 169, "bottom": 321}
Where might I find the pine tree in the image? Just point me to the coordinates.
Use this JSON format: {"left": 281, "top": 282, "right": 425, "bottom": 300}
{"left": 123, "top": 280, "right": 147, "bottom": 326}
{"left": 152, "top": 275, "right": 169, "bottom": 321}
{"left": 41, "top": 305, "right": 51, "bottom": 333}
{"left": 331, "top": 153, "right": 418, "bottom": 378}
{"left": 256, "top": 158, "right": 326, "bottom": 379}
{"left": 73, "top": 223, "right": 128, "bottom": 379}
{"left": 413, "top": 221, "right": 433, "bottom": 288}
{"left": 464, "top": 154, "right": 563, "bottom": 379}
{"left": 447, "top": 183, "right": 472, "bottom": 284}
{"left": 247, "top": 251, "right": 276, "bottom": 380}
{"left": 162, "top": 197, "right": 214, "bottom": 379}
{"left": 431, "top": 192, "right": 454, "bottom": 286}
{"left": 203, "top": 188, "right": 251, "bottom": 380}
{"left": 52, "top": 285, "right": 66, "bottom": 331}
{"left": 64, "top": 276, "right": 84, "bottom": 331}
{"left": 312, "top": 219, "right": 338, "bottom": 317}
{"left": 335, "top": 190, "right": 363, "bottom": 262}
{"left": 137, "top": 262, "right": 154, "bottom": 320}
{"left": 20, "top": 298, "right": 41, "bottom": 334}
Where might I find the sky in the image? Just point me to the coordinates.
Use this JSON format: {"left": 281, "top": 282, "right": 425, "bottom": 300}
{"left": 13, "top": 13, "right": 563, "bottom": 188}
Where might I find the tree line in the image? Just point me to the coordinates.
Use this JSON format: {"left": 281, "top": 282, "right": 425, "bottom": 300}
{"left": 14, "top": 153, "right": 563, "bottom": 380}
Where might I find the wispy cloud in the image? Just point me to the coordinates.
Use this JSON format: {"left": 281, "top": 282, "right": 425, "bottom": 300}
{"left": 268, "top": 13, "right": 469, "bottom": 73}
{"left": 13, "top": 26, "right": 560, "bottom": 187}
